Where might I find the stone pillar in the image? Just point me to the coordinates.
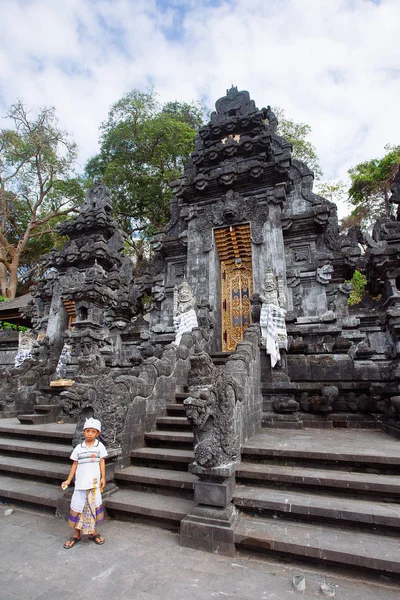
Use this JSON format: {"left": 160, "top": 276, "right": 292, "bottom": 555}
{"left": 180, "top": 462, "right": 239, "bottom": 556}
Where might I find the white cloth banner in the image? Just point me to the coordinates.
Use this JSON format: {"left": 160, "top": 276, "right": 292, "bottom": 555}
{"left": 173, "top": 309, "right": 198, "bottom": 345}
{"left": 14, "top": 331, "right": 34, "bottom": 367}
{"left": 260, "top": 304, "right": 287, "bottom": 367}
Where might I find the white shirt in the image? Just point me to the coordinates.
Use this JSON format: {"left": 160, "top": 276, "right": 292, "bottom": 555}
{"left": 70, "top": 439, "right": 108, "bottom": 491}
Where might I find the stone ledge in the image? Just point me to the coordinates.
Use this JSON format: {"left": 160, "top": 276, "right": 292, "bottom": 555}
{"left": 0, "top": 474, "right": 60, "bottom": 508}
{"left": 235, "top": 516, "right": 400, "bottom": 574}
{"left": 105, "top": 488, "right": 194, "bottom": 523}
{"left": 237, "top": 461, "right": 400, "bottom": 497}
{"left": 114, "top": 465, "right": 197, "bottom": 490}
{"left": 234, "top": 485, "right": 400, "bottom": 529}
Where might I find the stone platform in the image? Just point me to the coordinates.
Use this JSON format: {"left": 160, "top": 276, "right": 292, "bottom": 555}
{"left": 241, "top": 428, "right": 400, "bottom": 465}
{"left": 234, "top": 427, "right": 400, "bottom": 575}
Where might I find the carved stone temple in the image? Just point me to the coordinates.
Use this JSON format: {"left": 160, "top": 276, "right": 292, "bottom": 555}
{"left": 1, "top": 87, "right": 400, "bottom": 570}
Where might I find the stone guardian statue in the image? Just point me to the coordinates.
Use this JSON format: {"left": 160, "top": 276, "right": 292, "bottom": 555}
{"left": 173, "top": 281, "right": 198, "bottom": 345}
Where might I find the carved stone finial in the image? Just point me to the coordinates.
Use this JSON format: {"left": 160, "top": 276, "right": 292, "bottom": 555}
{"left": 83, "top": 178, "right": 113, "bottom": 213}
{"left": 316, "top": 264, "right": 333, "bottom": 285}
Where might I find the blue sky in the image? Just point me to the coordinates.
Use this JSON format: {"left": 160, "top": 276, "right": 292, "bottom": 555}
{"left": 1, "top": 0, "right": 399, "bottom": 217}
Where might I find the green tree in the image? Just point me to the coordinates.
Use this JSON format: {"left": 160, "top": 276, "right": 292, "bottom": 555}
{"left": 274, "top": 108, "right": 323, "bottom": 179}
{"left": 0, "top": 101, "right": 84, "bottom": 298}
{"left": 315, "top": 180, "right": 347, "bottom": 204}
{"left": 0, "top": 100, "right": 83, "bottom": 299}
{"left": 85, "top": 89, "right": 206, "bottom": 242}
{"left": 347, "top": 144, "right": 400, "bottom": 230}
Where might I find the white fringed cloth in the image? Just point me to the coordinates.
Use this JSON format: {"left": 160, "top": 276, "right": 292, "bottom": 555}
{"left": 174, "top": 309, "right": 198, "bottom": 345}
{"left": 260, "top": 304, "right": 287, "bottom": 367}
{"left": 14, "top": 349, "right": 32, "bottom": 368}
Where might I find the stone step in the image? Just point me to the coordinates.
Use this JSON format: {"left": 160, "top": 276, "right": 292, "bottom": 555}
{"left": 174, "top": 393, "right": 187, "bottom": 403}
{"left": 241, "top": 429, "right": 400, "bottom": 470}
{"left": 234, "top": 485, "right": 400, "bottom": 530}
{"left": 156, "top": 416, "right": 191, "bottom": 430}
{"left": 131, "top": 447, "right": 194, "bottom": 467}
{"left": 0, "top": 436, "right": 72, "bottom": 459}
{"left": 234, "top": 516, "right": 400, "bottom": 574}
{"left": 105, "top": 488, "right": 194, "bottom": 525}
{"left": 0, "top": 454, "right": 70, "bottom": 480}
{"left": 0, "top": 473, "right": 61, "bottom": 509}
{"left": 166, "top": 404, "right": 186, "bottom": 415}
{"left": 17, "top": 413, "right": 58, "bottom": 425}
{"left": 381, "top": 420, "right": 400, "bottom": 441}
{"left": 144, "top": 430, "right": 194, "bottom": 445}
{"left": 17, "top": 402, "right": 61, "bottom": 425}
{"left": 33, "top": 404, "right": 61, "bottom": 413}
{"left": 237, "top": 462, "right": 400, "bottom": 498}
{"left": 209, "top": 352, "right": 231, "bottom": 365}
{"left": 0, "top": 418, "right": 75, "bottom": 441}
{"left": 114, "top": 465, "right": 197, "bottom": 490}
{"left": 262, "top": 412, "right": 380, "bottom": 431}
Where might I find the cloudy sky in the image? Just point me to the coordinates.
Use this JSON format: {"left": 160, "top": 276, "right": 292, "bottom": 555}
{"left": 1, "top": 0, "right": 399, "bottom": 217}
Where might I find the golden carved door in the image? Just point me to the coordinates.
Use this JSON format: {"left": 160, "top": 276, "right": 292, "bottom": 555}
{"left": 214, "top": 224, "right": 253, "bottom": 352}
{"left": 221, "top": 262, "right": 253, "bottom": 351}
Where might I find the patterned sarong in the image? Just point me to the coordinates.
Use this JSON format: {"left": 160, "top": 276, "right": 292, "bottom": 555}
{"left": 68, "top": 489, "right": 105, "bottom": 535}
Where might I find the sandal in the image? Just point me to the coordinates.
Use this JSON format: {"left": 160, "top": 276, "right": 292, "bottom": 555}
{"left": 89, "top": 533, "right": 105, "bottom": 545}
{"left": 63, "top": 536, "right": 80, "bottom": 549}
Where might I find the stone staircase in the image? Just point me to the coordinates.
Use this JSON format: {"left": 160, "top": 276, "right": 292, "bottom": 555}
{"left": 0, "top": 418, "right": 118, "bottom": 514}
{"left": 0, "top": 419, "right": 75, "bottom": 511}
{"left": 106, "top": 390, "right": 196, "bottom": 528}
{"left": 233, "top": 428, "right": 400, "bottom": 575}
{"left": 105, "top": 352, "right": 231, "bottom": 528}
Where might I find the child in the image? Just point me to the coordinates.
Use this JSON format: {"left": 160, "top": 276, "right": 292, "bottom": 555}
{"left": 61, "top": 417, "right": 107, "bottom": 549}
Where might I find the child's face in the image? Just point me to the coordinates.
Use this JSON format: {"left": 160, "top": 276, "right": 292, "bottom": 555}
{"left": 83, "top": 427, "right": 99, "bottom": 443}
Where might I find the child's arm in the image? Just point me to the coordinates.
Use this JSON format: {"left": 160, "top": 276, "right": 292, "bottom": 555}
{"left": 100, "top": 457, "right": 106, "bottom": 491}
{"left": 61, "top": 460, "right": 78, "bottom": 490}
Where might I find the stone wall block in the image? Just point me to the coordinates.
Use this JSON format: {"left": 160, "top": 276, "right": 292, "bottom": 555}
{"left": 194, "top": 476, "right": 236, "bottom": 509}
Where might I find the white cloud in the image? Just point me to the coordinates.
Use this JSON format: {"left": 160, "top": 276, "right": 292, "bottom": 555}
{"left": 1, "top": 0, "right": 399, "bottom": 217}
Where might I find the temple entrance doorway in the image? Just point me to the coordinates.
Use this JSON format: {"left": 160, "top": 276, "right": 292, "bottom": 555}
{"left": 214, "top": 224, "right": 253, "bottom": 352}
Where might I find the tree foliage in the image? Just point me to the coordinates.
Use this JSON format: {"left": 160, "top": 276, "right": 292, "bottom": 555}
{"left": 274, "top": 108, "right": 323, "bottom": 179}
{"left": 85, "top": 89, "right": 206, "bottom": 241}
{"left": 347, "top": 144, "right": 400, "bottom": 230}
{"left": 315, "top": 180, "right": 347, "bottom": 205}
{"left": 0, "top": 101, "right": 84, "bottom": 298}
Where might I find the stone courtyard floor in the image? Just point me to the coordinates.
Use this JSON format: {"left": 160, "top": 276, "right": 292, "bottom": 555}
{"left": 0, "top": 502, "right": 399, "bottom": 600}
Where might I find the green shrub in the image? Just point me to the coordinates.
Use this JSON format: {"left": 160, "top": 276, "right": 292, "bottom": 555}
{"left": 345, "top": 270, "right": 367, "bottom": 306}
{"left": 0, "top": 320, "right": 29, "bottom": 332}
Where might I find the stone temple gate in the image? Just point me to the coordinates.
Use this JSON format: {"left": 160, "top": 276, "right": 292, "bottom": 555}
{"left": 1, "top": 87, "right": 400, "bottom": 566}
